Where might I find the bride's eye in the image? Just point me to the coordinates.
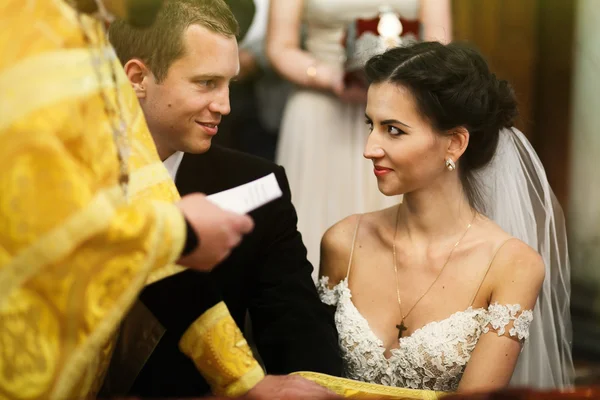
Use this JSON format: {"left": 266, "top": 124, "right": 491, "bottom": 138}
{"left": 365, "top": 119, "right": 374, "bottom": 132}
{"left": 388, "top": 126, "right": 405, "bottom": 136}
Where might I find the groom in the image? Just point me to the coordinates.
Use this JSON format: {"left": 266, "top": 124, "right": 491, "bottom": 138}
{"left": 108, "top": 0, "right": 342, "bottom": 397}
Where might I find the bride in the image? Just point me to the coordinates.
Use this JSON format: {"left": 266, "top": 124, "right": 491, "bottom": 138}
{"left": 317, "top": 42, "right": 573, "bottom": 393}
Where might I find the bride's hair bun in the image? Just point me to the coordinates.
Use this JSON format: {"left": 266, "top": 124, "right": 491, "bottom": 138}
{"left": 464, "top": 74, "right": 518, "bottom": 171}
{"left": 492, "top": 78, "right": 519, "bottom": 130}
{"left": 365, "top": 42, "right": 519, "bottom": 210}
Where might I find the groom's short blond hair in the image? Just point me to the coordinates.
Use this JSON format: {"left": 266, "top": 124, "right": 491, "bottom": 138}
{"left": 109, "top": 0, "right": 239, "bottom": 82}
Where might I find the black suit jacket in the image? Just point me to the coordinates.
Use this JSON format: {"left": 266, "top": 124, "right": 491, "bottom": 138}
{"left": 130, "top": 146, "right": 342, "bottom": 397}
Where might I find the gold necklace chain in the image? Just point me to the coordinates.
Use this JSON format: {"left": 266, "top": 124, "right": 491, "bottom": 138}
{"left": 392, "top": 204, "right": 476, "bottom": 338}
{"left": 74, "top": 7, "right": 130, "bottom": 195}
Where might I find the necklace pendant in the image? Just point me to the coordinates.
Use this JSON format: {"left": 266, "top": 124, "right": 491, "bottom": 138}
{"left": 396, "top": 320, "right": 408, "bottom": 339}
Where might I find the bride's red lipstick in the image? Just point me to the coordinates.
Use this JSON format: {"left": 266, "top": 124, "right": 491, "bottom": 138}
{"left": 374, "top": 165, "right": 393, "bottom": 177}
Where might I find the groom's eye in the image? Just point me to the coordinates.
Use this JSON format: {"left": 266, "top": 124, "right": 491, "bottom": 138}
{"left": 195, "top": 79, "right": 216, "bottom": 89}
{"left": 365, "top": 119, "right": 373, "bottom": 132}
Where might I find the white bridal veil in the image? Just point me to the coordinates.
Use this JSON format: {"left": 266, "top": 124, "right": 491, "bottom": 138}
{"left": 474, "top": 127, "right": 574, "bottom": 389}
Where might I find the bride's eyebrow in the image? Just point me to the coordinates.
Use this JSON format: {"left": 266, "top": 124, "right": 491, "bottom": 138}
{"left": 364, "top": 113, "right": 412, "bottom": 128}
{"left": 381, "top": 118, "right": 412, "bottom": 128}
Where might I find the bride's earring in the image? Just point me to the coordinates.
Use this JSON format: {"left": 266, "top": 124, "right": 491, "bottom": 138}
{"left": 445, "top": 158, "right": 456, "bottom": 171}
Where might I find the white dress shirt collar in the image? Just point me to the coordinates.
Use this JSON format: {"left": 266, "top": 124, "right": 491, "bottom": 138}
{"left": 163, "top": 151, "right": 184, "bottom": 181}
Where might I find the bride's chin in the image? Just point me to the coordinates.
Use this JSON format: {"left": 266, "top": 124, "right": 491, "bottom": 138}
{"left": 377, "top": 183, "right": 402, "bottom": 197}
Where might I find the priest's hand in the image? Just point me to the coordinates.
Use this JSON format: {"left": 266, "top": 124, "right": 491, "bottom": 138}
{"left": 245, "top": 375, "right": 342, "bottom": 400}
{"left": 177, "top": 193, "right": 254, "bottom": 271}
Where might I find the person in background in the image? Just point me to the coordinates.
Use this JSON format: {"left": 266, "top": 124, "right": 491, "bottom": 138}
{"left": 215, "top": 0, "right": 291, "bottom": 161}
{"left": 267, "top": 0, "right": 452, "bottom": 278}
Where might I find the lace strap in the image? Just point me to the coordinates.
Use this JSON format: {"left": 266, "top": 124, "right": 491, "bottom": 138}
{"left": 469, "top": 238, "right": 516, "bottom": 306}
{"left": 346, "top": 214, "right": 362, "bottom": 280}
{"left": 483, "top": 303, "right": 534, "bottom": 342}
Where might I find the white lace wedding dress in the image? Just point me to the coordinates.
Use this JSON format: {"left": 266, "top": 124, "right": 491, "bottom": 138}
{"left": 317, "top": 220, "right": 534, "bottom": 392}
{"left": 318, "top": 278, "right": 533, "bottom": 391}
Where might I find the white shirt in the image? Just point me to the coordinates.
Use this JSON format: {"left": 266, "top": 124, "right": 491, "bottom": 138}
{"left": 163, "top": 151, "right": 184, "bottom": 181}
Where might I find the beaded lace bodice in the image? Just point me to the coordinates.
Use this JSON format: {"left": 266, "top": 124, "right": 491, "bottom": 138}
{"left": 318, "top": 277, "right": 533, "bottom": 392}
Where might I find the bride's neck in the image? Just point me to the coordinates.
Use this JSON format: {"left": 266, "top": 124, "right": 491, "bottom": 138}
{"left": 399, "top": 175, "right": 475, "bottom": 241}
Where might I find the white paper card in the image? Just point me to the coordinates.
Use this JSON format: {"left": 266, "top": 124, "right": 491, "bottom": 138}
{"left": 207, "top": 173, "right": 282, "bottom": 214}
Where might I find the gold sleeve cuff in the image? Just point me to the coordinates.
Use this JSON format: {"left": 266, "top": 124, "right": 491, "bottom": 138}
{"left": 292, "top": 372, "right": 449, "bottom": 399}
{"left": 179, "top": 302, "right": 264, "bottom": 397}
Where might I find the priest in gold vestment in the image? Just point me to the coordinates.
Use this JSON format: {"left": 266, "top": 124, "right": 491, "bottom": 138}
{"left": 0, "top": 0, "right": 260, "bottom": 398}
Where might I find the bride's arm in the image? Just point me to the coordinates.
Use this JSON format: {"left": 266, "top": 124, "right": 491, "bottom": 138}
{"left": 457, "top": 240, "right": 545, "bottom": 393}
{"left": 266, "top": 0, "right": 343, "bottom": 93}
{"left": 420, "top": 0, "right": 452, "bottom": 43}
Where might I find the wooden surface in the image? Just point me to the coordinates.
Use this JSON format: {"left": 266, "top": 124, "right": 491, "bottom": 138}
{"left": 452, "top": 0, "right": 575, "bottom": 208}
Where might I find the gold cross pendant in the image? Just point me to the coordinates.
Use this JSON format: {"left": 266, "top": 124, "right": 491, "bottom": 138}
{"left": 396, "top": 320, "right": 408, "bottom": 339}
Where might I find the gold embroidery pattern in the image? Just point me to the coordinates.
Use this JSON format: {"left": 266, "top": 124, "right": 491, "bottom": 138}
{"left": 0, "top": 289, "right": 60, "bottom": 399}
{"left": 128, "top": 149, "right": 186, "bottom": 285}
{"left": 128, "top": 162, "right": 173, "bottom": 199}
{"left": 179, "top": 302, "right": 265, "bottom": 397}
{"left": 0, "top": 46, "right": 129, "bottom": 134}
{"left": 0, "top": 2, "right": 186, "bottom": 399}
{"left": 293, "top": 372, "right": 449, "bottom": 400}
{"left": 0, "top": 187, "right": 121, "bottom": 308}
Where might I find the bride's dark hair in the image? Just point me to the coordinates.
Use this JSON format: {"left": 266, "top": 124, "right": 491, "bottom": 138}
{"left": 365, "top": 42, "right": 518, "bottom": 211}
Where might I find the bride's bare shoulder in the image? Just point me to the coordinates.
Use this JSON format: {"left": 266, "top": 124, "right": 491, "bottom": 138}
{"left": 481, "top": 218, "right": 542, "bottom": 262}
{"left": 478, "top": 218, "right": 545, "bottom": 294}
{"left": 492, "top": 238, "right": 545, "bottom": 281}
{"left": 321, "top": 208, "right": 395, "bottom": 282}
{"left": 322, "top": 207, "right": 393, "bottom": 251}
{"left": 320, "top": 214, "right": 363, "bottom": 283}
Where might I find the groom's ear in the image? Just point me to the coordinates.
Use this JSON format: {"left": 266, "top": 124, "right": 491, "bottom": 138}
{"left": 124, "top": 59, "right": 151, "bottom": 99}
{"left": 447, "top": 126, "right": 469, "bottom": 161}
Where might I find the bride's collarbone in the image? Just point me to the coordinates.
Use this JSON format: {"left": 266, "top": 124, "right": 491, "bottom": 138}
{"left": 347, "top": 243, "right": 500, "bottom": 334}
{"left": 348, "top": 218, "right": 507, "bottom": 302}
